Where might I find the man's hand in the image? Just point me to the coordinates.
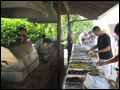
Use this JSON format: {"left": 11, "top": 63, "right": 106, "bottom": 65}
{"left": 86, "top": 50, "right": 90, "bottom": 53}
{"left": 89, "top": 41, "right": 92, "bottom": 43}
{"left": 94, "top": 50, "right": 98, "bottom": 54}
{"left": 115, "top": 67, "right": 119, "bottom": 71}
{"left": 96, "top": 62, "right": 107, "bottom": 66}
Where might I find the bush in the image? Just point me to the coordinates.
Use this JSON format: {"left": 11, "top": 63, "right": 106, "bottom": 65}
{"left": 1, "top": 18, "right": 47, "bottom": 44}
{"left": 101, "top": 29, "right": 106, "bottom": 33}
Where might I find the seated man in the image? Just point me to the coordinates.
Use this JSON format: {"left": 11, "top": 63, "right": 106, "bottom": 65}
{"left": 16, "top": 27, "right": 27, "bottom": 42}
{"left": 34, "top": 35, "right": 46, "bottom": 50}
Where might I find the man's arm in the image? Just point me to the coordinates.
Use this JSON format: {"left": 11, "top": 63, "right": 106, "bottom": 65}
{"left": 97, "top": 46, "right": 110, "bottom": 53}
{"left": 107, "top": 55, "right": 119, "bottom": 64}
{"left": 96, "top": 55, "right": 119, "bottom": 66}
{"left": 86, "top": 45, "right": 98, "bottom": 53}
{"left": 96, "top": 34, "right": 111, "bottom": 53}
{"left": 90, "top": 45, "right": 98, "bottom": 50}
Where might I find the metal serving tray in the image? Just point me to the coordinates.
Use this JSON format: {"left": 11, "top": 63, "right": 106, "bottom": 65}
{"left": 62, "top": 68, "right": 84, "bottom": 89}
{"left": 62, "top": 83, "right": 82, "bottom": 89}
{"left": 73, "top": 44, "right": 84, "bottom": 47}
{"left": 63, "top": 74, "right": 85, "bottom": 84}
{"left": 70, "top": 58, "right": 91, "bottom": 61}
{"left": 68, "top": 64, "right": 97, "bottom": 70}
{"left": 72, "top": 48, "right": 86, "bottom": 51}
{"left": 71, "top": 53, "right": 88, "bottom": 57}
{"left": 67, "top": 68, "right": 100, "bottom": 76}
{"left": 69, "top": 60, "right": 94, "bottom": 65}
{"left": 62, "top": 76, "right": 83, "bottom": 89}
{"left": 70, "top": 54, "right": 91, "bottom": 60}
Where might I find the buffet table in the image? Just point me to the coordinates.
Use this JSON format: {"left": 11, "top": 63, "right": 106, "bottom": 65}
{"left": 61, "top": 44, "right": 119, "bottom": 89}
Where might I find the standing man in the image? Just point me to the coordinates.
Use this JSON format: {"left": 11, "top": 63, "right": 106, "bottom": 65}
{"left": 81, "top": 30, "right": 89, "bottom": 45}
{"left": 24, "top": 29, "right": 27, "bottom": 41}
{"left": 16, "top": 27, "right": 27, "bottom": 42}
{"left": 42, "top": 35, "right": 46, "bottom": 39}
{"left": 88, "top": 34, "right": 97, "bottom": 48}
{"left": 86, "top": 26, "right": 113, "bottom": 78}
{"left": 111, "top": 33, "right": 118, "bottom": 57}
{"left": 67, "top": 31, "right": 74, "bottom": 55}
{"left": 79, "top": 30, "right": 84, "bottom": 44}
{"left": 88, "top": 31, "right": 94, "bottom": 40}
{"left": 34, "top": 34, "right": 47, "bottom": 51}
{"left": 96, "top": 23, "right": 119, "bottom": 84}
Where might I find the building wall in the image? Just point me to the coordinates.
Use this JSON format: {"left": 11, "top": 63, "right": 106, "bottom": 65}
{"left": 93, "top": 4, "right": 119, "bottom": 37}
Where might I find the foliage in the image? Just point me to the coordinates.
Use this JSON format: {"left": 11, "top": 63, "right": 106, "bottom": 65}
{"left": 1, "top": 18, "right": 47, "bottom": 44}
{"left": 1, "top": 15, "right": 93, "bottom": 45}
{"left": 1, "top": 18, "right": 23, "bottom": 44}
{"left": 46, "top": 24, "right": 53, "bottom": 39}
{"left": 101, "top": 29, "right": 106, "bottom": 33}
{"left": 52, "top": 23, "right": 57, "bottom": 40}
{"left": 61, "top": 15, "right": 93, "bottom": 44}
{"left": 45, "top": 23, "right": 58, "bottom": 40}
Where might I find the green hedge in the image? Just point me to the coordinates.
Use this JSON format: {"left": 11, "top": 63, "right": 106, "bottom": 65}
{"left": 1, "top": 18, "right": 47, "bottom": 44}
{"left": 1, "top": 16, "right": 94, "bottom": 45}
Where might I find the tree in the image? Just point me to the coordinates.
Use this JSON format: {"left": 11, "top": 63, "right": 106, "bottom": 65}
{"left": 1, "top": 15, "right": 93, "bottom": 45}
{"left": 46, "top": 24, "right": 53, "bottom": 39}
{"left": 52, "top": 23, "right": 57, "bottom": 40}
{"left": 61, "top": 15, "right": 93, "bottom": 44}
{"left": 1, "top": 18, "right": 46, "bottom": 44}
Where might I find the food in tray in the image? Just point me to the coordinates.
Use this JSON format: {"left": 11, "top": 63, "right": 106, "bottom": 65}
{"left": 66, "top": 77, "right": 82, "bottom": 82}
{"left": 64, "top": 83, "right": 83, "bottom": 89}
{"left": 71, "top": 55, "right": 86, "bottom": 57}
{"left": 88, "top": 72, "right": 100, "bottom": 76}
{"left": 71, "top": 56, "right": 91, "bottom": 60}
{"left": 71, "top": 58, "right": 91, "bottom": 60}
{"left": 69, "top": 64, "right": 88, "bottom": 69}
{"left": 72, "top": 51, "right": 85, "bottom": 53}
{"left": 71, "top": 54, "right": 87, "bottom": 57}
{"left": 74, "top": 45, "right": 83, "bottom": 47}
{"left": 68, "top": 70, "right": 99, "bottom": 75}
{"left": 72, "top": 49, "right": 86, "bottom": 53}
{"left": 68, "top": 70, "right": 86, "bottom": 75}
{"left": 70, "top": 61, "right": 93, "bottom": 64}
{"left": 87, "top": 66, "right": 96, "bottom": 69}
{"left": 72, "top": 53, "right": 86, "bottom": 55}
{"left": 89, "top": 52, "right": 98, "bottom": 58}
{"left": 69, "top": 64, "right": 97, "bottom": 69}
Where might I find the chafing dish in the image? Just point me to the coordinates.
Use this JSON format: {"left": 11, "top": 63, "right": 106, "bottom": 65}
{"left": 1, "top": 37, "right": 39, "bottom": 82}
{"left": 34, "top": 38, "right": 56, "bottom": 55}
